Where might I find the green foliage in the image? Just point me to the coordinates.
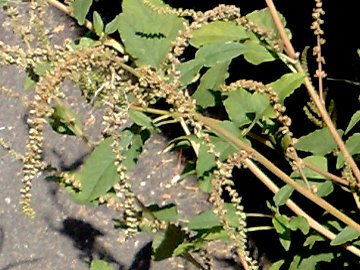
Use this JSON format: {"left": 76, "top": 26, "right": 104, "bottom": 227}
{"left": 295, "top": 128, "right": 344, "bottom": 155}
{"left": 117, "top": 0, "right": 184, "bottom": 67}
{"left": 49, "top": 102, "right": 83, "bottom": 136}
{"left": 3, "top": 0, "right": 360, "bottom": 269}
{"left": 72, "top": 0, "right": 92, "bottom": 25}
{"left": 93, "top": 11, "right": 104, "bottom": 37}
{"left": 330, "top": 226, "right": 360, "bottom": 246}
{"left": 70, "top": 138, "right": 118, "bottom": 203}
{"left": 90, "top": 259, "right": 114, "bottom": 270}
{"left": 153, "top": 224, "right": 187, "bottom": 260}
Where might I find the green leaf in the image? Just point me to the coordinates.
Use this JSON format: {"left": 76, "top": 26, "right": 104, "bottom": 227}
{"left": 195, "top": 42, "right": 245, "bottom": 67}
{"left": 105, "top": 15, "right": 120, "bottom": 34}
{"left": 291, "top": 155, "right": 327, "bottom": 180}
{"left": 190, "top": 21, "right": 248, "bottom": 48}
{"left": 128, "top": 109, "right": 157, "bottom": 131}
{"left": 303, "top": 234, "right": 326, "bottom": 249}
{"left": 336, "top": 133, "right": 360, "bottom": 169}
{"left": 196, "top": 143, "right": 216, "bottom": 177}
{"left": 224, "top": 89, "right": 270, "bottom": 125}
{"left": 72, "top": 0, "right": 92, "bottom": 25}
{"left": 295, "top": 128, "right": 343, "bottom": 155}
{"left": 290, "top": 156, "right": 333, "bottom": 197}
{"left": 117, "top": 0, "right": 184, "bottom": 67}
{"left": 153, "top": 224, "right": 187, "bottom": 261}
{"left": 188, "top": 204, "right": 239, "bottom": 230}
{"left": 291, "top": 253, "right": 333, "bottom": 270}
{"left": 269, "top": 260, "right": 285, "bottom": 270}
{"left": 178, "top": 59, "right": 203, "bottom": 86}
{"left": 192, "top": 62, "right": 230, "bottom": 108}
{"left": 146, "top": 204, "right": 178, "bottom": 222}
{"left": 330, "top": 226, "right": 360, "bottom": 246}
{"left": 74, "top": 138, "right": 118, "bottom": 202}
{"left": 188, "top": 210, "right": 221, "bottom": 230}
{"left": 289, "top": 216, "right": 309, "bottom": 234}
{"left": 93, "top": 11, "right": 104, "bottom": 36}
{"left": 242, "top": 40, "right": 276, "bottom": 65}
{"left": 34, "top": 62, "right": 52, "bottom": 76}
{"left": 345, "top": 110, "right": 360, "bottom": 134}
{"left": 90, "top": 259, "right": 114, "bottom": 270}
{"left": 23, "top": 75, "right": 36, "bottom": 90}
{"left": 49, "top": 103, "right": 83, "bottom": 137}
{"left": 315, "top": 181, "right": 333, "bottom": 197}
{"left": 272, "top": 214, "right": 291, "bottom": 251}
{"left": 274, "top": 185, "right": 294, "bottom": 206}
{"left": 217, "top": 121, "right": 251, "bottom": 146}
{"left": 267, "top": 73, "right": 304, "bottom": 102}
{"left": 196, "top": 137, "right": 237, "bottom": 178}
{"left": 121, "top": 130, "right": 147, "bottom": 171}
{"left": 246, "top": 8, "right": 290, "bottom": 42}
{"left": 173, "top": 241, "right": 203, "bottom": 257}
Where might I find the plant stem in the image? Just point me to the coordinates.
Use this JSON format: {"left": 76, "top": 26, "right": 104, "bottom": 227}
{"left": 245, "top": 158, "right": 360, "bottom": 257}
{"left": 195, "top": 113, "right": 360, "bottom": 234}
{"left": 265, "top": 0, "right": 360, "bottom": 185}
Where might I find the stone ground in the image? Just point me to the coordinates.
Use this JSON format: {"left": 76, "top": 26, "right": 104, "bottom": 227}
{"left": 0, "top": 4, "right": 244, "bottom": 270}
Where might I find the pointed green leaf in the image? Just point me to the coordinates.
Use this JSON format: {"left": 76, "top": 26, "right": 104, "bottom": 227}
{"left": 267, "top": 73, "right": 304, "bottom": 102}
{"left": 105, "top": 15, "right": 120, "bottom": 34}
{"left": 345, "top": 110, "right": 360, "bottom": 135}
{"left": 190, "top": 21, "right": 248, "bottom": 48}
{"left": 93, "top": 11, "right": 104, "bottom": 36}
{"left": 272, "top": 214, "right": 291, "bottom": 251}
{"left": 128, "top": 109, "right": 157, "bottom": 131}
{"left": 243, "top": 40, "right": 276, "bottom": 65}
{"left": 336, "top": 133, "right": 360, "bottom": 169}
{"left": 192, "top": 61, "right": 230, "bottom": 108}
{"left": 274, "top": 185, "right": 294, "bottom": 206}
{"left": 117, "top": 0, "right": 184, "bottom": 67}
{"left": 330, "top": 226, "right": 360, "bottom": 246}
{"left": 72, "top": 0, "right": 92, "bottom": 25}
{"left": 295, "top": 128, "right": 343, "bottom": 155}
{"left": 269, "top": 260, "right": 285, "bottom": 270}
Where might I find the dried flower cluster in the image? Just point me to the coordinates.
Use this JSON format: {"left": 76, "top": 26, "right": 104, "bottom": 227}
{"left": 1, "top": 0, "right": 344, "bottom": 268}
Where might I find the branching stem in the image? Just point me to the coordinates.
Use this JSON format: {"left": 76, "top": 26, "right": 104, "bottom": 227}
{"left": 265, "top": 0, "right": 360, "bottom": 185}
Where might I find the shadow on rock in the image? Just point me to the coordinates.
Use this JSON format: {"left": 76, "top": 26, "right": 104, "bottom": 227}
{"left": 129, "top": 241, "right": 152, "bottom": 270}
{"left": 59, "top": 217, "right": 124, "bottom": 269}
